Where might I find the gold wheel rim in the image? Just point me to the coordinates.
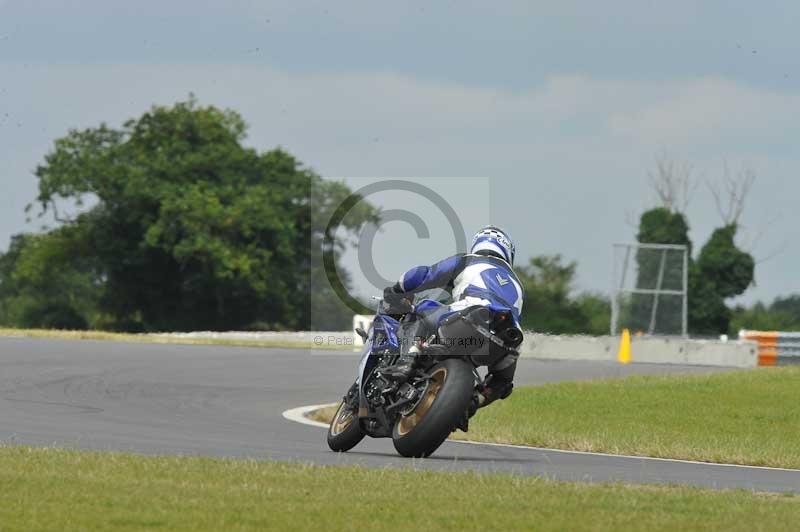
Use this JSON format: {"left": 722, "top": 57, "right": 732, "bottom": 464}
{"left": 395, "top": 367, "right": 447, "bottom": 437}
{"left": 330, "top": 401, "right": 355, "bottom": 436}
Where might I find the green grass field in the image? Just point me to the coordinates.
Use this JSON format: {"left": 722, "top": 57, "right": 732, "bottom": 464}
{"left": 314, "top": 368, "right": 800, "bottom": 469}
{"left": 1, "top": 446, "right": 798, "bottom": 531}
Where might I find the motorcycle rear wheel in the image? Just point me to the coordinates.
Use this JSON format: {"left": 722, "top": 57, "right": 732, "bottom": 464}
{"left": 391, "top": 358, "right": 474, "bottom": 458}
{"left": 327, "top": 400, "right": 365, "bottom": 452}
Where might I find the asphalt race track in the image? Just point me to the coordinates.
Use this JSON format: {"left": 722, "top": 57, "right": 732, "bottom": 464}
{"left": 2, "top": 337, "right": 799, "bottom": 493}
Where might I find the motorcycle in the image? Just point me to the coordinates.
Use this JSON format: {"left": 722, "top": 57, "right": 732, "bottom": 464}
{"left": 327, "top": 291, "right": 524, "bottom": 458}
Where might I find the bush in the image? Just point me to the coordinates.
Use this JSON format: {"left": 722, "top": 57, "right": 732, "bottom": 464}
{"left": 19, "top": 302, "right": 89, "bottom": 330}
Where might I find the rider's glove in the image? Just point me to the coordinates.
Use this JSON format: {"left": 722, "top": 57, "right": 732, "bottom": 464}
{"left": 383, "top": 287, "right": 413, "bottom": 314}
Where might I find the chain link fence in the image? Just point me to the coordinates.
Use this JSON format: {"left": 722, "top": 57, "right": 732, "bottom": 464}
{"left": 611, "top": 243, "right": 689, "bottom": 337}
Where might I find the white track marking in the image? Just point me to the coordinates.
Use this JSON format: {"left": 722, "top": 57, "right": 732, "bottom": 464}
{"left": 282, "top": 403, "right": 800, "bottom": 474}
{"left": 448, "top": 439, "right": 800, "bottom": 473}
{"left": 282, "top": 403, "right": 336, "bottom": 429}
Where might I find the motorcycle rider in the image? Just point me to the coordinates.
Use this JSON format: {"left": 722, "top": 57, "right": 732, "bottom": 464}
{"left": 383, "top": 225, "right": 524, "bottom": 410}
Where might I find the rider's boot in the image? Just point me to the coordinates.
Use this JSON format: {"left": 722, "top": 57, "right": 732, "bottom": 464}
{"left": 384, "top": 344, "right": 422, "bottom": 380}
{"left": 468, "top": 376, "right": 513, "bottom": 417}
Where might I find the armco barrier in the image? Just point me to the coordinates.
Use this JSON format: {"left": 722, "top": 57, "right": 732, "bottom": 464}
{"left": 739, "top": 330, "right": 800, "bottom": 366}
{"left": 520, "top": 333, "right": 758, "bottom": 368}
{"left": 156, "top": 329, "right": 758, "bottom": 368}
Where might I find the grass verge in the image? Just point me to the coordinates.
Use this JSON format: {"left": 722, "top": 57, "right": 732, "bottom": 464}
{"left": 1, "top": 446, "right": 798, "bottom": 531}
{"left": 308, "top": 404, "right": 339, "bottom": 424}
{"left": 312, "top": 368, "right": 800, "bottom": 469}
{"left": 456, "top": 368, "right": 800, "bottom": 468}
{"left": 0, "top": 327, "right": 344, "bottom": 350}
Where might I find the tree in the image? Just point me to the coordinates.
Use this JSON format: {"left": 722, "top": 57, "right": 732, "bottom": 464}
{"left": 0, "top": 235, "right": 29, "bottom": 326}
{"left": 27, "top": 97, "right": 378, "bottom": 331}
{"left": 770, "top": 295, "right": 800, "bottom": 320}
{"left": 0, "top": 231, "right": 99, "bottom": 329}
{"left": 730, "top": 302, "right": 799, "bottom": 334}
{"left": 517, "top": 255, "right": 610, "bottom": 335}
{"left": 728, "top": 294, "right": 800, "bottom": 334}
{"left": 694, "top": 225, "right": 755, "bottom": 300}
{"left": 634, "top": 215, "right": 754, "bottom": 335}
{"left": 649, "top": 153, "right": 698, "bottom": 214}
{"left": 630, "top": 207, "right": 691, "bottom": 334}
{"left": 707, "top": 162, "right": 756, "bottom": 227}
{"left": 574, "top": 292, "right": 612, "bottom": 336}
{"left": 636, "top": 208, "right": 692, "bottom": 253}
{"left": 635, "top": 159, "right": 756, "bottom": 336}
{"left": 690, "top": 162, "right": 756, "bottom": 334}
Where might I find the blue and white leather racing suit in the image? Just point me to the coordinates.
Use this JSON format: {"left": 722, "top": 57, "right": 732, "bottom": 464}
{"left": 385, "top": 252, "right": 525, "bottom": 402}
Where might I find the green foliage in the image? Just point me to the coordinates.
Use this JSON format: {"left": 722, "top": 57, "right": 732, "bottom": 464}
{"left": 694, "top": 225, "right": 755, "bottom": 299}
{"left": 730, "top": 295, "right": 800, "bottom": 334}
{"left": 19, "top": 303, "right": 89, "bottom": 330}
{"left": 628, "top": 208, "right": 691, "bottom": 334}
{"left": 771, "top": 294, "right": 800, "bottom": 317}
{"left": 574, "top": 293, "right": 612, "bottom": 336}
{"left": 634, "top": 209, "right": 690, "bottom": 295}
{"left": 730, "top": 303, "right": 797, "bottom": 333}
{"left": 0, "top": 232, "right": 99, "bottom": 330}
{"left": 635, "top": 208, "right": 755, "bottom": 335}
{"left": 5, "top": 97, "right": 377, "bottom": 332}
{"left": 689, "top": 225, "right": 755, "bottom": 334}
{"left": 0, "top": 235, "right": 25, "bottom": 324}
{"left": 518, "top": 255, "right": 610, "bottom": 335}
{"left": 636, "top": 208, "right": 692, "bottom": 253}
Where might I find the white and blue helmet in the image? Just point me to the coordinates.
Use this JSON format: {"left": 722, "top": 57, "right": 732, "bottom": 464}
{"left": 470, "top": 225, "right": 516, "bottom": 266}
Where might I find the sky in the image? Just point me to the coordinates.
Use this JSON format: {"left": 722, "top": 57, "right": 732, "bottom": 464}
{"left": 1, "top": 1, "right": 798, "bottom": 304}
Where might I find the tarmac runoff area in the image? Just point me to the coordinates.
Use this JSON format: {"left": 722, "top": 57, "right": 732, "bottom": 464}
{"left": 1, "top": 336, "right": 798, "bottom": 493}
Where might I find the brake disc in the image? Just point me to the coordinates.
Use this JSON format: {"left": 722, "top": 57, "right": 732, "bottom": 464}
{"left": 397, "top": 378, "right": 431, "bottom": 416}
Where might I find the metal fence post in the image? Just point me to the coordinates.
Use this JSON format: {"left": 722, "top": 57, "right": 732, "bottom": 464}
{"left": 682, "top": 246, "right": 689, "bottom": 338}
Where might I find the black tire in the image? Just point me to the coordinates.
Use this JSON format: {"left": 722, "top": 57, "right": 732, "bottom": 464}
{"left": 391, "top": 358, "right": 475, "bottom": 458}
{"left": 327, "top": 400, "right": 365, "bottom": 452}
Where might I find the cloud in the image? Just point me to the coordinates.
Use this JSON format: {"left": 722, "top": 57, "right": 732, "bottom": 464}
{"left": 608, "top": 78, "right": 800, "bottom": 148}
{"left": 1, "top": 64, "right": 798, "bottom": 301}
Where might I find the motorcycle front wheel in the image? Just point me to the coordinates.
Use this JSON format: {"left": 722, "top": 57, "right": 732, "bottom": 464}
{"left": 327, "top": 398, "right": 365, "bottom": 452}
{"left": 391, "top": 358, "right": 474, "bottom": 458}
